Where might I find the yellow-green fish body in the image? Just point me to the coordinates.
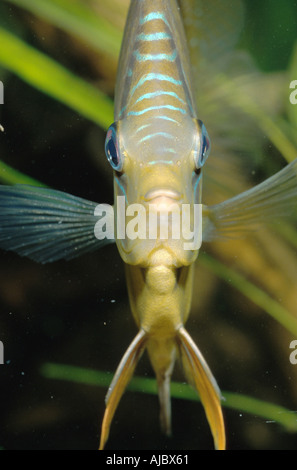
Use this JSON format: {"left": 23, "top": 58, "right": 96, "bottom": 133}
{"left": 100, "top": 0, "right": 225, "bottom": 450}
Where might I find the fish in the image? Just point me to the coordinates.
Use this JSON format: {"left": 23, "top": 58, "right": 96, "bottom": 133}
{"left": 0, "top": 0, "right": 297, "bottom": 451}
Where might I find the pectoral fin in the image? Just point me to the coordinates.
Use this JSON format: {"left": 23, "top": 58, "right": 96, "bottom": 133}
{"left": 99, "top": 329, "right": 147, "bottom": 450}
{"left": 0, "top": 184, "right": 115, "bottom": 263}
{"left": 177, "top": 327, "right": 225, "bottom": 450}
{"left": 203, "top": 159, "right": 297, "bottom": 241}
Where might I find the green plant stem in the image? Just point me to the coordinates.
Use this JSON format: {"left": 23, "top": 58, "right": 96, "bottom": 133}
{"left": 40, "top": 362, "right": 297, "bottom": 432}
{"left": 200, "top": 252, "right": 297, "bottom": 337}
{"left": 4, "top": 0, "right": 122, "bottom": 59}
{"left": 215, "top": 74, "right": 297, "bottom": 164}
{"left": 0, "top": 26, "right": 114, "bottom": 130}
{"left": 0, "top": 160, "right": 46, "bottom": 186}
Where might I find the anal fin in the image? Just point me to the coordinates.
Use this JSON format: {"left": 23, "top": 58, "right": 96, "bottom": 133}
{"left": 156, "top": 360, "right": 175, "bottom": 437}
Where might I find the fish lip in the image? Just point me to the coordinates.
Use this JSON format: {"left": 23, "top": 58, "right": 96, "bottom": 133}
{"left": 144, "top": 188, "right": 182, "bottom": 202}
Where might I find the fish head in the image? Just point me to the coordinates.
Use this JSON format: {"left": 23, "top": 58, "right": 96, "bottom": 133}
{"left": 104, "top": 116, "right": 211, "bottom": 267}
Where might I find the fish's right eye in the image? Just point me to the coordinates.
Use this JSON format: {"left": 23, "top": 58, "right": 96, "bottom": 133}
{"left": 193, "top": 119, "right": 211, "bottom": 170}
{"left": 105, "top": 123, "right": 123, "bottom": 172}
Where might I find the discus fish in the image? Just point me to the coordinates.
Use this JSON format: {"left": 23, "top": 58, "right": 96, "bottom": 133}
{"left": 0, "top": 0, "right": 297, "bottom": 451}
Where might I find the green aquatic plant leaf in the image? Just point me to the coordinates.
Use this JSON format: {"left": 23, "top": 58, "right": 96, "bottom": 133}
{"left": 0, "top": 25, "right": 114, "bottom": 186}
{"left": 0, "top": 160, "right": 46, "bottom": 186}
{"left": 40, "top": 362, "right": 297, "bottom": 432}
{"left": 0, "top": 26, "right": 114, "bottom": 130}
{"left": 212, "top": 72, "right": 297, "bottom": 164}
{"left": 200, "top": 253, "right": 297, "bottom": 337}
{"left": 3, "top": 0, "right": 122, "bottom": 59}
{"left": 288, "top": 42, "right": 297, "bottom": 128}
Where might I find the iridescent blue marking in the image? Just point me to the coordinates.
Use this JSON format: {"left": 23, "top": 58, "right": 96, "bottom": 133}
{"left": 115, "top": 177, "right": 128, "bottom": 204}
{"left": 135, "top": 123, "right": 152, "bottom": 134}
{"left": 135, "top": 91, "right": 185, "bottom": 105}
{"left": 127, "top": 105, "right": 186, "bottom": 117}
{"left": 136, "top": 32, "right": 172, "bottom": 42}
{"left": 129, "top": 74, "right": 182, "bottom": 98}
{"left": 154, "top": 115, "right": 180, "bottom": 124}
{"left": 193, "top": 171, "right": 202, "bottom": 200}
{"left": 148, "top": 160, "right": 174, "bottom": 166}
{"left": 140, "top": 12, "right": 170, "bottom": 28}
{"left": 139, "top": 132, "right": 174, "bottom": 144}
{"left": 134, "top": 50, "right": 177, "bottom": 62}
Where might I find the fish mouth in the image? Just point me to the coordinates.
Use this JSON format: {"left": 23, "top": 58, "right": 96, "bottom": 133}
{"left": 144, "top": 188, "right": 182, "bottom": 203}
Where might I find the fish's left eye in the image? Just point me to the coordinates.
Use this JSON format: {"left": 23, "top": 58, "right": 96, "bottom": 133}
{"left": 105, "top": 122, "right": 123, "bottom": 172}
{"left": 193, "top": 120, "right": 211, "bottom": 170}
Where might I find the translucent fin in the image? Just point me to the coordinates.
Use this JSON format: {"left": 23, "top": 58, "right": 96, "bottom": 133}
{"left": 99, "top": 329, "right": 147, "bottom": 450}
{"left": 177, "top": 326, "right": 225, "bottom": 450}
{"left": 179, "top": 0, "right": 245, "bottom": 72}
{"left": 146, "top": 337, "right": 177, "bottom": 438}
{"left": 156, "top": 357, "right": 175, "bottom": 436}
{"left": 203, "top": 159, "right": 297, "bottom": 242}
{"left": 0, "top": 185, "right": 114, "bottom": 263}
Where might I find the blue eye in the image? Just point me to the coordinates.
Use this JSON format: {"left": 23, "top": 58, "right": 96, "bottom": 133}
{"left": 194, "top": 120, "right": 211, "bottom": 169}
{"left": 105, "top": 122, "right": 123, "bottom": 171}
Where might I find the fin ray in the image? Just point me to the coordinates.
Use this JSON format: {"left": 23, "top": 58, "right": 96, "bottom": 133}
{"left": 180, "top": 0, "right": 245, "bottom": 73}
{"left": 177, "top": 326, "right": 225, "bottom": 450}
{"left": 0, "top": 185, "right": 115, "bottom": 263}
{"left": 99, "top": 329, "right": 147, "bottom": 450}
{"left": 203, "top": 159, "right": 297, "bottom": 241}
{"left": 156, "top": 360, "right": 175, "bottom": 436}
